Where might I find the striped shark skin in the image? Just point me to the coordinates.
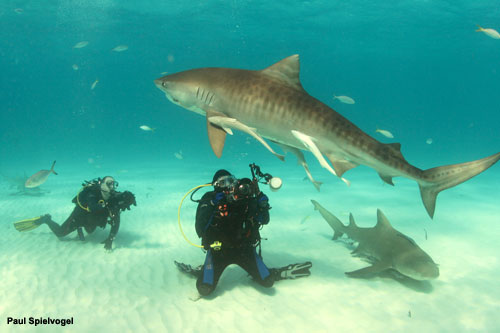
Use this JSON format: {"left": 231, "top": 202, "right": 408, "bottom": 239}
{"left": 154, "top": 55, "right": 499, "bottom": 218}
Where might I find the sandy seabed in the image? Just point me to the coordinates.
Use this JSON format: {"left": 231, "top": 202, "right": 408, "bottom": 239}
{"left": 0, "top": 162, "right": 499, "bottom": 333}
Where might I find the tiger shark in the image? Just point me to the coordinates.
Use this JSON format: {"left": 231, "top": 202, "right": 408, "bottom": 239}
{"left": 154, "top": 55, "right": 500, "bottom": 218}
{"left": 311, "top": 200, "right": 439, "bottom": 281}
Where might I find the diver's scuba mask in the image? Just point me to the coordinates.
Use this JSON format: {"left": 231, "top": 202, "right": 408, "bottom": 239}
{"left": 105, "top": 180, "right": 118, "bottom": 190}
{"left": 214, "top": 175, "right": 237, "bottom": 191}
{"left": 100, "top": 177, "right": 118, "bottom": 195}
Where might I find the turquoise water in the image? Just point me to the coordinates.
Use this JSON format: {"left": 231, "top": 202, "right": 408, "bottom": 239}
{"left": 1, "top": 1, "right": 499, "bottom": 170}
{"left": 1, "top": 1, "right": 499, "bottom": 331}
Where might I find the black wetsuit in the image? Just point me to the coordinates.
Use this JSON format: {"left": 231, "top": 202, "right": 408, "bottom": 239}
{"left": 44, "top": 184, "right": 120, "bottom": 239}
{"left": 195, "top": 190, "right": 272, "bottom": 296}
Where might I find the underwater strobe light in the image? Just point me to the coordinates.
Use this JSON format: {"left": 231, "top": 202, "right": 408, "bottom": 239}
{"left": 249, "top": 163, "right": 282, "bottom": 192}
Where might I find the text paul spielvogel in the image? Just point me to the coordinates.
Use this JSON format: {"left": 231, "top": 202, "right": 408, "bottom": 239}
{"left": 7, "top": 316, "right": 73, "bottom": 326}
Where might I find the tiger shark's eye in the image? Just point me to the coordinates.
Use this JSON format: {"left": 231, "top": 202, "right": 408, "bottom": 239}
{"left": 162, "top": 82, "right": 166, "bottom": 87}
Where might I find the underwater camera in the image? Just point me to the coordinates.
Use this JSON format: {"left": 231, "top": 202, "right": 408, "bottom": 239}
{"left": 225, "top": 163, "right": 282, "bottom": 202}
{"left": 189, "top": 163, "right": 282, "bottom": 204}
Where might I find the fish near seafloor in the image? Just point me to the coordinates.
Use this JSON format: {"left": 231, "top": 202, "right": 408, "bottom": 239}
{"left": 25, "top": 161, "right": 58, "bottom": 188}
{"left": 154, "top": 54, "right": 500, "bottom": 218}
{"left": 311, "top": 200, "right": 439, "bottom": 281}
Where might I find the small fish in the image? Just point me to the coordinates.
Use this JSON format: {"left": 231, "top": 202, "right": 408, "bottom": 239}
{"left": 72, "top": 64, "right": 79, "bottom": 71}
{"left": 408, "top": 311, "right": 412, "bottom": 318}
{"left": 73, "top": 41, "right": 89, "bottom": 49}
{"left": 25, "top": 161, "right": 58, "bottom": 188}
{"left": 90, "top": 79, "right": 99, "bottom": 90}
{"left": 174, "top": 151, "right": 183, "bottom": 160}
{"left": 426, "top": 138, "right": 433, "bottom": 145}
{"left": 14, "top": 8, "right": 23, "bottom": 14}
{"left": 424, "top": 228, "right": 428, "bottom": 240}
{"left": 376, "top": 128, "right": 394, "bottom": 138}
{"left": 333, "top": 95, "right": 355, "bottom": 104}
{"left": 139, "top": 125, "right": 155, "bottom": 132}
{"left": 112, "top": 45, "right": 129, "bottom": 52}
{"left": 161, "top": 72, "right": 168, "bottom": 75}
{"left": 476, "top": 25, "right": 500, "bottom": 39}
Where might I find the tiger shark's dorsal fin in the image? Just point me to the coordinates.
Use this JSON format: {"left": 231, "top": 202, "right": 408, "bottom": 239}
{"left": 376, "top": 209, "right": 393, "bottom": 229}
{"left": 260, "top": 55, "right": 304, "bottom": 91}
{"left": 386, "top": 142, "right": 407, "bottom": 162}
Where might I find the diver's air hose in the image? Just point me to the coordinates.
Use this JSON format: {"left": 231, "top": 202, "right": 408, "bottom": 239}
{"left": 178, "top": 183, "right": 212, "bottom": 249}
{"left": 76, "top": 187, "right": 91, "bottom": 212}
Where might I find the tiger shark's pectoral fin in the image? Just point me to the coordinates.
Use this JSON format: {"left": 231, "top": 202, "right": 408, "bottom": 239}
{"left": 325, "top": 154, "right": 358, "bottom": 178}
{"left": 206, "top": 111, "right": 228, "bottom": 158}
{"left": 345, "top": 260, "right": 392, "bottom": 279}
{"left": 291, "top": 130, "right": 350, "bottom": 186}
{"left": 208, "top": 116, "right": 285, "bottom": 161}
{"left": 277, "top": 142, "right": 322, "bottom": 191}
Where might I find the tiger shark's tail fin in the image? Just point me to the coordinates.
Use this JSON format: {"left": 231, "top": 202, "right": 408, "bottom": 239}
{"left": 419, "top": 152, "right": 500, "bottom": 218}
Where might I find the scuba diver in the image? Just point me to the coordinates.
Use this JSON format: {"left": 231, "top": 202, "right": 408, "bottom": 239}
{"left": 13, "top": 176, "right": 136, "bottom": 251}
{"left": 175, "top": 166, "right": 312, "bottom": 297}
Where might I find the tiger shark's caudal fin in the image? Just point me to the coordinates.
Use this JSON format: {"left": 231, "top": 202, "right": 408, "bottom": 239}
{"left": 419, "top": 152, "right": 500, "bottom": 218}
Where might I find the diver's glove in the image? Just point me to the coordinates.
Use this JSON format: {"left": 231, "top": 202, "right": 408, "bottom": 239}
{"left": 212, "top": 192, "right": 229, "bottom": 217}
{"left": 257, "top": 193, "right": 269, "bottom": 209}
{"left": 211, "top": 192, "right": 225, "bottom": 206}
{"left": 101, "top": 236, "right": 114, "bottom": 251}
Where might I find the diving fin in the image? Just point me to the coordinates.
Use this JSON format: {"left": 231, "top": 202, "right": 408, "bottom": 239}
{"left": 13, "top": 214, "right": 50, "bottom": 232}
{"left": 174, "top": 261, "right": 202, "bottom": 278}
{"left": 273, "top": 261, "right": 312, "bottom": 281}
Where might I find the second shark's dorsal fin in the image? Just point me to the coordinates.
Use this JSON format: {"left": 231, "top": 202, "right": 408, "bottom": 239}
{"left": 260, "top": 55, "right": 304, "bottom": 91}
{"left": 348, "top": 213, "right": 358, "bottom": 228}
{"left": 376, "top": 209, "right": 393, "bottom": 229}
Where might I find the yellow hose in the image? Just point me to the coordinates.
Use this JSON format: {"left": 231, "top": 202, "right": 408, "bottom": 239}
{"left": 178, "top": 184, "right": 212, "bottom": 248}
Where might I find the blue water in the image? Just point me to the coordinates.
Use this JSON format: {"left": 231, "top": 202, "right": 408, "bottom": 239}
{"left": 1, "top": 1, "right": 499, "bottom": 174}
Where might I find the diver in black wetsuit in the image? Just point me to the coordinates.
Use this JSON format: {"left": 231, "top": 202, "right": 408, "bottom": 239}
{"left": 178, "top": 169, "right": 311, "bottom": 296}
{"left": 14, "top": 176, "right": 136, "bottom": 251}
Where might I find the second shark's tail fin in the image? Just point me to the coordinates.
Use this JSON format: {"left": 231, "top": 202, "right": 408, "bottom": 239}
{"left": 419, "top": 152, "right": 500, "bottom": 218}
